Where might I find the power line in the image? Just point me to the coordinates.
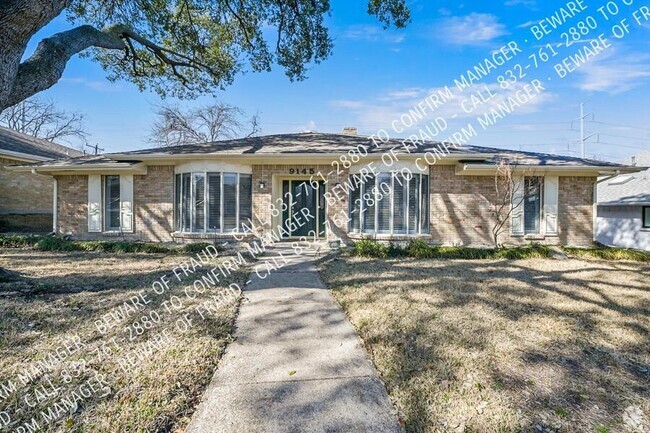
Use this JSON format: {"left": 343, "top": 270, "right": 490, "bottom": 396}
{"left": 587, "top": 120, "right": 650, "bottom": 133}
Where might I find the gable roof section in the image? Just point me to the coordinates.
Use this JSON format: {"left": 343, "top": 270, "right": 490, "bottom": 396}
{"left": 0, "top": 126, "right": 84, "bottom": 161}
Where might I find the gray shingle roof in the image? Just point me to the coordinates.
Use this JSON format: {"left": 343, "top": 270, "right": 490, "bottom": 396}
{"left": 598, "top": 152, "right": 650, "bottom": 205}
{"left": 0, "top": 126, "right": 84, "bottom": 160}
{"left": 9, "top": 132, "right": 632, "bottom": 170}
{"left": 109, "top": 132, "right": 625, "bottom": 167}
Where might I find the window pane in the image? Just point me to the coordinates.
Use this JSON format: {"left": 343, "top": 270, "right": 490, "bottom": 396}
{"left": 239, "top": 174, "right": 252, "bottom": 230}
{"left": 182, "top": 173, "right": 191, "bottom": 232}
{"left": 377, "top": 173, "right": 392, "bottom": 234}
{"left": 408, "top": 175, "right": 420, "bottom": 234}
{"left": 362, "top": 176, "right": 375, "bottom": 232}
{"left": 524, "top": 177, "right": 542, "bottom": 234}
{"left": 192, "top": 173, "right": 205, "bottom": 232}
{"left": 207, "top": 173, "right": 221, "bottom": 232}
{"left": 393, "top": 173, "right": 406, "bottom": 233}
{"left": 104, "top": 175, "right": 121, "bottom": 230}
{"left": 644, "top": 207, "right": 650, "bottom": 228}
{"left": 318, "top": 181, "right": 326, "bottom": 237}
{"left": 349, "top": 175, "right": 361, "bottom": 233}
{"left": 420, "top": 175, "right": 429, "bottom": 233}
{"left": 223, "top": 173, "right": 238, "bottom": 231}
{"left": 175, "top": 174, "right": 181, "bottom": 231}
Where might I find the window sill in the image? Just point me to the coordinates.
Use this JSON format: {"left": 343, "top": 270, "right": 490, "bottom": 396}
{"left": 348, "top": 233, "right": 431, "bottom": 240}
{"left": 171, "top": 232, "right": 253, "bottom": 240}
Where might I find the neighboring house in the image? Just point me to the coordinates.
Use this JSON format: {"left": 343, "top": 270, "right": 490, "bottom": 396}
{"left": 0, "top": 127, "right": 83, "bottom": 232}
{"left": 596, "top": 153, "right": 650, "bottom": 251}
{"left": 7, "top": 131, "right": 639, "bottom": 246}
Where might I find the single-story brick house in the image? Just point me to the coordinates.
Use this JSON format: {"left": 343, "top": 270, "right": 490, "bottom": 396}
{"left": 0, "top": 127, "right": 83, "bottom": 232}
{"left": 7, "top": 131, "right": 640, "bottom": 246}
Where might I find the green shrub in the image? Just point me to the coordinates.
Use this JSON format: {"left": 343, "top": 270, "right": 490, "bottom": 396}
{"left": 0, "top": 235, "right": 41, "bottom": 248}
{"left": 182, "top": 242, "right": 215, "bottom": 254}
{"left": 351, "top": 239, "right": 389, "bottom": 258}
{"left": 564, "top": 246, "right": 650, "bottom": 262}
{"left": 405, "top": 239, "right": 435, "bottom": 258}
{"left": 34, "top": 236, "right": 77, "bottom": 252}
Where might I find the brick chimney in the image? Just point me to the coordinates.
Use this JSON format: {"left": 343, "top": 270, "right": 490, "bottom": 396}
{"left": 342, "top": 127, "right": 357, "bottom": 136}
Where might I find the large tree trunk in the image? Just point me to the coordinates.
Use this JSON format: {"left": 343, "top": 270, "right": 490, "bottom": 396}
{"left": 0, "top": 0, "right": 128, "bottom": 111}
{"left": 0, "top": 0, "right": 68, "bottom": 109}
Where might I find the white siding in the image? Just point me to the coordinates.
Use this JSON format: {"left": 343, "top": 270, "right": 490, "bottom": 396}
{"left": 596, "top": 205, "right": 650, "bottom": 251}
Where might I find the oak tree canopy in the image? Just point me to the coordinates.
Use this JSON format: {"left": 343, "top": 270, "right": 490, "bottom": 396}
{"left": 0, "top": 0, "right": 410, "bottom": 111}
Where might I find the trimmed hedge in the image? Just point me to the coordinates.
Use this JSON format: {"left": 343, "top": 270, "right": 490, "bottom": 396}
{"left": 351, "top": 238, "right": 553, "bottom": 260}
{"left": 563, "top": 246, "right": 650, "bottom": 262}
{"left": 0, "top": 235, "right": 220, "bottom": 255}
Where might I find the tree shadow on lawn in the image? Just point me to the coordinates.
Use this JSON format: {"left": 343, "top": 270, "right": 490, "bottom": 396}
{"left": 322, "top": 257, "right": 649, "bottom": 433}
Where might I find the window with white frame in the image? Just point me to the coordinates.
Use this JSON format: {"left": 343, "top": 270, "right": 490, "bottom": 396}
{"left": 643, "top": 206, "right": 650, "bottom": 229}
{"left": 88, "top": 174, "right": 133, "bottom": 233}
{"left": 349, "top": 172, "right": 429, "bottom": 235}
{"left": 175, "top": 172, "right": 252, "bottom": 233}
{"left": 103, "top": 175, "right": 121, "bottom": 231}
{"left": 512, "top": 175, "right": 558, "bottom": 237}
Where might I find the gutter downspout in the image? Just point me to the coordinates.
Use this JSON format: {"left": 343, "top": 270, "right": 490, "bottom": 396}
{"left": 53, "top": 177, "right": 58, "bottom": 234}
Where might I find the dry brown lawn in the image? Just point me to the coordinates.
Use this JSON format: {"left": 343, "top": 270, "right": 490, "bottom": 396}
{"left": 321, "top": 256, "right": 650, "bottom": 433}
{"left": 0, "top": 249, "right": 248, "bottom": 432}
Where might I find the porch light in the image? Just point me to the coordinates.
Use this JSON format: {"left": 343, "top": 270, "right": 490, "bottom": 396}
{"left": 259, "top": 180, "right": 266, "bottom": 189}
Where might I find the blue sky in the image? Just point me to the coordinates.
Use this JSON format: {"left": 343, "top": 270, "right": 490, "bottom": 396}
{"left": 26, "top": 0, "right": 650, "bottom": 161}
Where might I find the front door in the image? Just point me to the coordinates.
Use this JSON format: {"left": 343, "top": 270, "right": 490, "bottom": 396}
{"left": 281, "top": 180, "right": 326, "bottom": 238}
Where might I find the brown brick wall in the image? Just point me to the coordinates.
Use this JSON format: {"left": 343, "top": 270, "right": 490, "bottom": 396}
{"left": 558, "top": 176, "right": 596, "bottom": 247}
{"left": 52, "top": 162, "right": 596, "bottom": 247}
{"left": 0, "top": 157, "right": 54, "bottom": 232}
{"left": 134, "top": 165, "right": 174, "bottom": 242}
{"left": 56, "top": 175, "right": 88, "bottom": 236}
{"left": 428, "top": 165, "right": 596, "bottom": 247}
{"left": 55, "top": 166, "right": 174, "bottom": 242}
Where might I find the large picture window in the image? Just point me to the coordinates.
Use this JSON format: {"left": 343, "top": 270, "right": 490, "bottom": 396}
{"left": 175, "top": 172, "right": 252, "bottom": 233}
{"left": 349, "top": 172, "right": 429, "bottom": 235}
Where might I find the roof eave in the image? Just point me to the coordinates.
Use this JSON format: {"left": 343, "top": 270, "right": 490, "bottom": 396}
{"left": 455, "top": 163, "right": 637, "bottom": 176}
{"left": 6, "top": 162, "right": 148, "bottom": 176}
{"left": 0, "top": 149, "right": 51, "bottom": 162}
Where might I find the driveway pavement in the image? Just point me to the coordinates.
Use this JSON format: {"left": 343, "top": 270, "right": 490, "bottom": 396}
{"left": 186, "top": 244, "right": 401, "bottom": 433}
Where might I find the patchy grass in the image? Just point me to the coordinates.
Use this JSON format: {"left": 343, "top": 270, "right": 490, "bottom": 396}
{"left": 351, "top": 238, "right": 553, "bottom": 260}
{"left": 0, "top": 248, "right": 249, "bottom": 432}
{"left": 321, "top": 256, "right": 650, "bottom": 433}
{"left": 0, "top": 234, "right": 219, "bottom": 255}
{"left": 564, "top": 246, "right": 650, "bottom": 262}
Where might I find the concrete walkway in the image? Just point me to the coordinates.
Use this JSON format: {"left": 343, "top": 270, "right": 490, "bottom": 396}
{"left": 186, "top": 244, "right": 401, "bottom": 433}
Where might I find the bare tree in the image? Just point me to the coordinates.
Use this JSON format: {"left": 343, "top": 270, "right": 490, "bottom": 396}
{"left": 0, "top": 97, "right": 88, "bottom": 147}
{"left": 149, "top": 102, "right": 261, "bottom": 147}
{"left": 491, "top": 159, "right": 530, "bottom": 248}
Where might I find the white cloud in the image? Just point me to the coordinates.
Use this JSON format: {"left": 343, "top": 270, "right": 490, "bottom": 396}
{"left": 505, "top": 0, "right": 537, "bottom": 8}
{"left": 329, "top": 83, "right": 554, "bottom": 132}
{"left": 577, "top": 51, "right": 650, "bottom": 94}
{"left": 436, "top": 13, "right": 508, "bottom": 46}
{"left": 61, "top": 77, "right": 123, "bottom": 92}
{"left": 342, "top": 25, "right": 405, "bottom": 44}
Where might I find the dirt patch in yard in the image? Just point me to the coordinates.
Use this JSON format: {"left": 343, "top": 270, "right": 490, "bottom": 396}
{"left": 0, "top": 249, "right": 249, "bottom": 432}
{"left": 321, "top": 257, "right": 649, "bottom": 433}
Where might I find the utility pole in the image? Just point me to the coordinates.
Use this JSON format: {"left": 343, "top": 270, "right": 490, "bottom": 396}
{"left": 573, "top": 101, "right": 595, "bottom": 158}
{"left": 85, "top": 143, "right": 105, "bottom": 155}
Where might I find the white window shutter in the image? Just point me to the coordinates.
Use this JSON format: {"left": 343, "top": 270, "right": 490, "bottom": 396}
{"left": 120, "top": 175, "right": 134, "bottom": 233}
{"left": 510, "top": 176, "right": 525, "bottom": 235}
{"left": 544, "top": 176, "right": 559, "bottom": 235}
{"left": 88, "top": 175, "right": 102, "bottom": 232}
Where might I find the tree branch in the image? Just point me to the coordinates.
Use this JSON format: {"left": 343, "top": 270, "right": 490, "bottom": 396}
{"left": 3, "top": 25, "right": 127, "bottom": 110}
